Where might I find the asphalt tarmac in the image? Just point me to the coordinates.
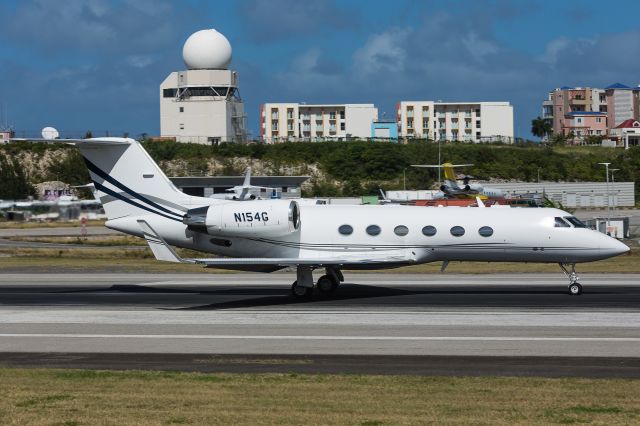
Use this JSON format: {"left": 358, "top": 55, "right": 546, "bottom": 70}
{"left": 1, "top": 273, "right": 639, "bottom": 376}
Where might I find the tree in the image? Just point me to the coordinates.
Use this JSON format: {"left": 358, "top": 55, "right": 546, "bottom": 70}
{"left": 531, "top": 116, "right": 552, "bottom": 140}
{"left": 0, "top": 155, "right": 34, "bottom": 199}
{"left": 84, "top": 130, "right": 93, "bottom": 139}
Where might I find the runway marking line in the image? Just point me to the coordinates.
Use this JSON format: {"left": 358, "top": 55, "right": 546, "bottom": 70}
{"left": 1, "top": 334, "right": 640, "bottom": 342}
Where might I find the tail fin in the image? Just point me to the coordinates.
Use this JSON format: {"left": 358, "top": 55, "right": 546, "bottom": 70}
{"left": 441, "top": 163, "right": 457, "bottom": 181}
{"left": 243, "top": 167, "right": 252, "bottom": 187}
{"left": 75, "top": 138, "right": 188, "bottom": 222}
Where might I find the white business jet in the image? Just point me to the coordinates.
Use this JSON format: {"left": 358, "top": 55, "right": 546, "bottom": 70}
{"left": 74, "top": 138, "right": 629, "bottom": 297}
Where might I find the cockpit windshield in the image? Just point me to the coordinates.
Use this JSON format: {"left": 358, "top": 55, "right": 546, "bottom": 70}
{"left": 564, "top": 216, "right": 587, "bottom": 228}
{"left": 554, "top": 217, "right": 570, "bottom": 227}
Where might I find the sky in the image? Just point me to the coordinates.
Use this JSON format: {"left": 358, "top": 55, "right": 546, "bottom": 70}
{"left": 1, "top": 0, "right": 640, "bottom": 140}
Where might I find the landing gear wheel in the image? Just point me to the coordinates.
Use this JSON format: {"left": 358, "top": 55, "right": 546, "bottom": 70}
{"left": 568, "top": 282, "right": 583, "bottom": 296}
{"left": 316, "top": 275, "right": 339, "bottom": 294}
{"left": 291, "top": 281, "right": 313, "bottom": 298}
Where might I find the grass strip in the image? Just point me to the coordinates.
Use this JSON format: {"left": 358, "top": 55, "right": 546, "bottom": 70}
{"left": 0, "top": 246, "right": 637, "bottom": 273}
{"left": 0, "top": 368, "right": 638, "bottom": 425}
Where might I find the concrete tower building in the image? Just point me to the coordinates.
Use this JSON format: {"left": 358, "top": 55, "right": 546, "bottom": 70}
{"left": 160, "top": 29, "right": 246, "bottom": 144}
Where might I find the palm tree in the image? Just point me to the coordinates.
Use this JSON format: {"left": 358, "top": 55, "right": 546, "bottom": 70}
{"left": 531, "top": 116, "right": 552, "bottom": 140}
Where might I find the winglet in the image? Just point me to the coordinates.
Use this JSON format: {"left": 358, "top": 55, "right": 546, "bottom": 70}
{"left": 137, "top": 220, "right": 191, "bottom": 263}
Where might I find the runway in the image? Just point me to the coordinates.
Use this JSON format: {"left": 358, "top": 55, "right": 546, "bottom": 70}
{"left": 1, "top": 273, "right": 639, "bottom": 376}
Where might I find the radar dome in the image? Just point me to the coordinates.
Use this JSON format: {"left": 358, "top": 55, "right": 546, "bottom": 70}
{"left": 182, "top": 29, "right": 232, "bottom": 70}
{"left": 41, "top": 127, "right": 59, "bottom": 140}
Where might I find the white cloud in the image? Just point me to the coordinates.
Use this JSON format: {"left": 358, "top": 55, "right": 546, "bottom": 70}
{"left": 352, "top": 28, "right": 409, "bottom": 75}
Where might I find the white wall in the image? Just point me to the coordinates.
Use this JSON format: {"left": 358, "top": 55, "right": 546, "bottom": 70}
{"left": 480, "top": 103, "right": 514, "bottom": 140}
{"left": 345, "top": 104, "right": 378, "bottom": 138}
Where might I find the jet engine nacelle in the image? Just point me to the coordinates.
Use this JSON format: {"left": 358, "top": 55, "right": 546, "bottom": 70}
{"left": 183, "top": 200, "right": 300, "bottom": 238}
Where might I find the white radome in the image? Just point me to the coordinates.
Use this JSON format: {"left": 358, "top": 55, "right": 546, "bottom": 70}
{"left": 41, "top": 127, "right": 59, "bottom": 140}
{"left": 182, "top": 29, "right": 232, "bottom": 70}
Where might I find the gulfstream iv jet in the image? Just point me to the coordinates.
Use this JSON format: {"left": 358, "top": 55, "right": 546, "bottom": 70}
{"left": 76, "top": 138, "right": 629, "bottom": 297}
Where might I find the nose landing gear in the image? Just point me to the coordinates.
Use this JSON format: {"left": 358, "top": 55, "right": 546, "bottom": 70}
{"left": 559, "top": 263, "right": 582, "bottom": 296}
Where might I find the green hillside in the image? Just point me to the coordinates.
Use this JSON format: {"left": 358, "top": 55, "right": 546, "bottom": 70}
{"left": 1, "top": 140, "right": 638, "bottom": 200}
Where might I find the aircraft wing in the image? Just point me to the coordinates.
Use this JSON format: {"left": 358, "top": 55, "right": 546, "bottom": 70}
{"left": 137, "top": 220, "right": 415, "bottom": 272}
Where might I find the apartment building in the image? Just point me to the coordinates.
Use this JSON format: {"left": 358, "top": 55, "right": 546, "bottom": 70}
{"left": 260, "top": 103, "right": 377, "bottom": 143}
{"left": 396, "top": 101, "right": 514, "bottom": 143}
{"left": 542, "top": 83, "right": 640, "bottom": 141}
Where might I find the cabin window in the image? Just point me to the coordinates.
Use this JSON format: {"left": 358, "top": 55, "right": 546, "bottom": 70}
{"left": 394, "top": 225, "right": 409, "bottom": 236}
{"left": 554, "top": 217, "right": 570, "bottom": 228}
{"left": 338, "top": 224, "right": 353, "bottom": 235}
{"left": 450, "top": 226, "right": 465, "bottom": 237}
{"left": 564, "top": 216, "right": 587, "bottom": 228}
{"left": 478, "top": 226, "right": 493, "bottom": 237}
{"left": 366, "top": 225, "right": 381, "bottom": 236}
{"left": 422, "top": 225, "right": 437, "bottom": 236}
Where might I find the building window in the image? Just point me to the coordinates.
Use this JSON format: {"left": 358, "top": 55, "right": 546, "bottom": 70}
{"left": 340, "top": 110, "right": 345, "bottom": 120}
{"left": 394, "top": 225, "right": 409, "bottom": 236}
{"left": 179, "top": 123, "right": 184, "bottom": 130}
{"left": 478, "top": 226, "right": 494, "bottom": 237}
{"left": 271, "top": 122, "right": 278, "bottom": 131}
{"left": 163, "top": 88, "right": 177, "bottom": 98}
{"left": 338, "top": 224, "right": 353, "bottom": 235}
{"left": 366, "top": 225, "right": 381, "bottom": 236}
{"left": 329, "top": 111, "right": 336, "bottom": 120}
{"left": 422, "top": 225, "right": 437, "bottom": 236}
{"left": 340, "top": 123, "right": 345, "bottom": 131}
{"left": 407, "top": 118, "right": 414, "bottom": 129}
{"left": 450, "top": 226, "right": 465, "bottom": 237}
{"left": 596, "top": 118, "right": 602, "bottom": 123}
{"left": 179, "top": 107, "right": 184, "bottom": 113}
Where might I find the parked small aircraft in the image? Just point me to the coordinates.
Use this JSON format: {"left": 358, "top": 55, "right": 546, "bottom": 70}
{"left": 412, "top": 163, "right": 504, "bottom": 199}
{"left": 70, "top": 138, "right": 628, "bottom": 297}
{"left": 208, "top": 167, "right": 277, "bottom": 201}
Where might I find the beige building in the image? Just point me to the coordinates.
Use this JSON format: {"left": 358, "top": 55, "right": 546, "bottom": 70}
{"left": 397, "top": 101, "right": 514, "bottom": 143}
{"left": 260, "top": 103, "right": 378, "bottom": 143}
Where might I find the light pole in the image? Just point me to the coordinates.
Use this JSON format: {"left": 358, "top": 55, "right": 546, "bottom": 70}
{"left": 598, "top": 162, "right": 611, "bottom": 232}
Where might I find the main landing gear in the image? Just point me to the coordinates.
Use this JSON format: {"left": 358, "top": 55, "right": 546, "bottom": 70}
{"left": 559, "top": 263, "right": 582, "bottom": 296}
{"left": 290, "top": 266, "right": 344, "bottom": 298}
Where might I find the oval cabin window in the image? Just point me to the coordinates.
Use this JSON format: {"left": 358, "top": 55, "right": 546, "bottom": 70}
{"left": 366, "top": 225, "right": 381, "bottom": 236}
{"left": 338, "top": 224, "right": 353, "bottom": 235}
{"left": 478, "top": 226, "right": 494, "bottom": 237}
{"left": 394, "top": 225, "right": 409, "bottom": 236}
{"left": 450, "top": 226, "right": 465, "bottom": 237}
{"left": 422, "top": 225, "right": 437, "bottom": 236}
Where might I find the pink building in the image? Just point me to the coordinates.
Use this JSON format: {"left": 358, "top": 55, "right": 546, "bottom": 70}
{"left": 542, "top": 83, "right": 640, "bottom": 143}
{"left": 604, "top": 83, "right": 640, "bottom": 131}
{"left": 562, "top": 111, "right": 607, "bottom": 141}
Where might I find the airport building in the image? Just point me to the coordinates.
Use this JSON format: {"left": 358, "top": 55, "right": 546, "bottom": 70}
{"left": 169, "top": 176, "right": 309, "bottom": 198}
{"left": 396, "top": 101, "right": 514, "bottom": 143}
{"left": 260, "top": 103, "right": 378, "bottom": 143}
{"left": 160, "top": 29, "right": 247, "bottom": 144}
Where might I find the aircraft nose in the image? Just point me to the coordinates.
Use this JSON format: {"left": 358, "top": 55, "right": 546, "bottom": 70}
{"left": 600, "top": 235, "right": 630, "bottom": 257}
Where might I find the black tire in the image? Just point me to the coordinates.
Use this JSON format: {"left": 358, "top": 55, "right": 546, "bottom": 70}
{"left": 568, "top": 282, "right": 583, "bottom": 296}
{"left": 317, "top": 275, "right": 339, "bottom": 294}
{"left": 291, "top": 281, "right": 313, "bottom": 298}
